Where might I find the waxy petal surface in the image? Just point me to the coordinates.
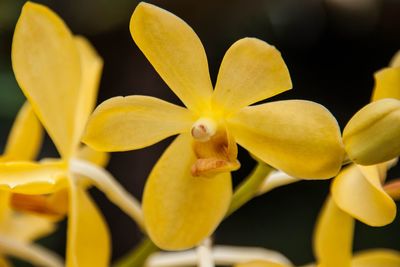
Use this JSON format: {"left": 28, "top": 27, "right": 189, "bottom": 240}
{"left": 314, "top": 197, "right": 354, "bottom": 267}
{"left": 83, "top": 96, "right": 194, "bottom": 151}
{"left": 130, "top": 2, "right": 213, "bottom": 113}
{"left": 228, "top": 100, "right": 344, "bottom": 179}
{"left": 73, "top": 36, "right": 103, "bottom": 142}
{"left": 343, "top": 98, "right": 400, "bottom": 165}
{"left": 371, "top": 67, "right": 400, "bottom": 101}
{"left": 143, "top": 134, "right": 232, "bottom": 250}
{"left": 331, "top": 164, "right": 396, "bottom": 226}
{"left": 12, "top": 2, "right": 81, "bottom": 159}
{"left": 66, "top": 178, "right": 110, "bottom": 267}
{"left": 390, "top": 50, "right": 400, "bottom": 67}
{"left": 4, "top": 102, "right": 42, "bottom": 161}
{"left": 235, "top": 260, "right": 290, "bottom": 267}
{"left": 352, "top": 250, "right": 400, "bottom": 267}
{"left": 0, "top": 161, "right": 67, "bottom": 194}
{"left": 213, "top": 38, "right": 292, "bottom": 114}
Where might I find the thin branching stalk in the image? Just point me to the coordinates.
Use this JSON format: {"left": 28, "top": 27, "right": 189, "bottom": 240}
{"left": 69, "top": 159, "right": 144, "bottom": 230}
{"left": 0, "top": 235, "right": 64, "bottom": 267}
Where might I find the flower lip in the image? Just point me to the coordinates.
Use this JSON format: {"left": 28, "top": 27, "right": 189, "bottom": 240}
{"left": 191, "top": 118, "right": 217, "bottom": 142}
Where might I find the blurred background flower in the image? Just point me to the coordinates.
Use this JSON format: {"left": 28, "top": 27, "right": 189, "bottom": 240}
{"left": 1, "top": 0, "right": 400, "bottom": 266}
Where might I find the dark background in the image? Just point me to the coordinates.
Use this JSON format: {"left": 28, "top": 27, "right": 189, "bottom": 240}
{"left": 1, "top": 0, "right": 400, "bottom": 265}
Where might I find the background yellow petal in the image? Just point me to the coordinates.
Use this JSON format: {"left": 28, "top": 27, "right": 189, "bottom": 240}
{"left": 331, "top": 164, "right": 396, "bottom": 226}
{"left": 371, "top": 67, "right": 400, "bottom": 101}
{"left": 343, "top": 98, "right": 400, "bottom": 165}
{"left": 3, "top": 102, "right": 43, "bottom": 161}
{"left": 314, "top": 197, "right": 354, "bottom": 267}
{"left": 0, "top": 161, "right": 67, "bottom": 194}
{"left": 12, "top": 2, "right": 81, "bottom": 159}
{"left": 389, "top": 50, "right": 400, "bottom": 67}
{"left": 76, "top": 145, "right": 109, "bottom": 168}
{"left": 73, "top": 36, "right": 103, "bottom": 142}
{"left": 130, "top": 2, "right": 213, "bottom": 113}
{"left": 235, "top": 260, "right": 290, "bottom": 267}
{"left": 213, "top": 38, "right": 292, "bottom": 114}
{"left": 0, "top": 257, "right": 11, "bottom": 267}
{"left": 143, "top": 134, "right": 232, "bottom": 250}
{"left": 83, "top": 95, "right": 195, "bottom": 151}
{"left": 66, "top": 177, "right": 110, "bottom": 267}
{"left": 228, "top": 100, "right": 344, "bottom": 179}
{"left": 352, "top": 249, "right": 400, "bottom": 267}
{"left": 0, "top": 191, "right": 10, "bottom": 221}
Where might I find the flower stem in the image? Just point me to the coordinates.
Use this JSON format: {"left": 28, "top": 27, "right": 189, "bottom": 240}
{"left": 0, "top": 234, "right": 63, "bottom": 267}
{"left": 113, "top": 237, "right": 158, "bottom": 267}
{"left": 70, "top": 159, "right": 145, "bottom": 230}
{"left": 196, "top": 239, "right": 214, "bottom": 267}
{"left": 226, "top": 163, "right": 273, "bottom": 217}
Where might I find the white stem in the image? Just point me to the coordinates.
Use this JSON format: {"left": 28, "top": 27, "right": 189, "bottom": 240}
{"left": 69, "top": 159, "right": 144, "bottom": 230}
{"left": 196, "top": 239, "right": 214, "bottom": 267}
{"left": 258, "top": 171, "right": 300, "bottom": 196}
{"left": 146, "top": 245, "right": 292, "bottom": 267}
{"left": 0, "top": 235, "right": 63, "bottom": 267}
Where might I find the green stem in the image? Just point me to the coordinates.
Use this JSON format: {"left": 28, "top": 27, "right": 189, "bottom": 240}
{"left": 113, "top": 237, "right": 158, "bottom": 267}
{"left": 226, "top": 162, "right": 273, "bottom": 217}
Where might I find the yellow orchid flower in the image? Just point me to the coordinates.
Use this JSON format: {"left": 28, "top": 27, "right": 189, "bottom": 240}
{"left": 330, "top": 162, "right": 397, "bottom": 227}
{"left": 333, "top": 51, "right": 400, "bottom": 227}
{"left": 83, "top": 2, "right": 344, "bottom": 250}
{"left": 313, "top": 196, "right": 400, "bottom": 267}
{"left": 0, "top": 2, "right": 143, "bottom": 266}
{"left": 232, "top": 197, "right": 400, "bottom": 267}
{"left": 0, "top": 103, "right": 62, "bottom": 266}
{"left": 344, "top": 50, "right": 400, "bottom": 165}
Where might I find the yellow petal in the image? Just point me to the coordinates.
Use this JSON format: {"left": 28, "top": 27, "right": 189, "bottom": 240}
{"left": 314, "top": 197, "right": 354, "bottom": 267}
{"left": 228, "top": 100, "right": 344, "bottom": 179}
{"left": 0, "top": 161, "right": 67, "bottom": 194}
{"left": 0, "top": 191, "right": 10, "bottom": 221}
{"left": 66, "top": 177, "right": 110, "bottom": 267}
{"left": 0, "top": 257, "right": 11, "bottom": 267}
{"left": 352, "top": 249, "right": 400, "bottom": 267}
{"left": 76, "top": 145, "right": 109, "bottom": 168}
{"left": 73, "top": 36, "right": 103, "bottom": 141}
{"left": 213, "top": 38, "right": 292, "bottom": 114}
{"left": 130, "top": 2, "right": 213, "bottom": 113}
{"left": 12, "top": 2, "right": 81, "bottom": 159}
{"left": 4, "top": 102, "right": 43, "bottom": 161}
{"left": 371, "top": 67, "right": 400, "bottom": 101}
{"left": 235, "top": 260, "right": 290, "bottom": 267}
{"left": 83, "top": 96, "right": 195, "bottom": 151}
{"left": 331, "top": 164, "right": 396, "bottom": 226}
{"left": 389, "top": 50, "right": 400, "bottom": 67}
{"left": 143, "top": 134, "right": 232, "bottom": 250}
{"left": 343, "top": 98, "right": 400, "bottom": 165}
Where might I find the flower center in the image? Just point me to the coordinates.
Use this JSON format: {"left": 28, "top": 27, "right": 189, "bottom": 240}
{"left": 191, "top": 118, "right": 217, "bottom": 142}
{"left": 191, "top": 119, "right": 240, "bottom": 177}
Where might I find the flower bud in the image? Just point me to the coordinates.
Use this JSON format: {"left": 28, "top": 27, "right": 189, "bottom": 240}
{"left": 343, "top": 98, "right": 400, "bottom": 165}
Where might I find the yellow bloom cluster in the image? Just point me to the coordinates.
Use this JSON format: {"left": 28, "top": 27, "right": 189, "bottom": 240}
{"left": 0, "top": 1, "right": 399, "bottom": 267}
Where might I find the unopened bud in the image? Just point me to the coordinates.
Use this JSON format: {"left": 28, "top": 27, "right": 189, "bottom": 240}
{"left": 343, "top": 98, "right": 400, "bottom": 165}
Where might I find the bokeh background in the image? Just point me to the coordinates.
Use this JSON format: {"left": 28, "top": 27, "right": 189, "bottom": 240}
{"left": 1, "top": 0, "right": 400, "bottom": 266}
